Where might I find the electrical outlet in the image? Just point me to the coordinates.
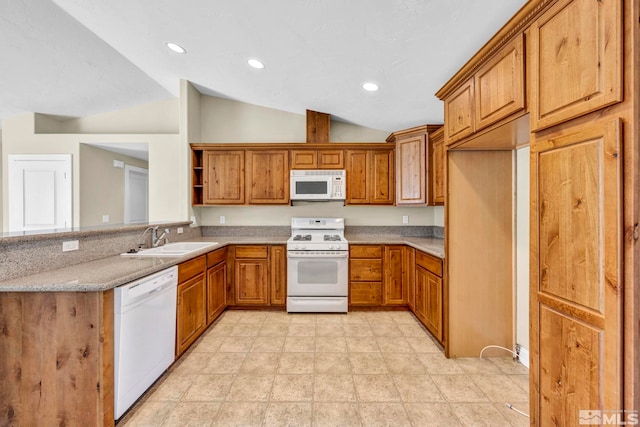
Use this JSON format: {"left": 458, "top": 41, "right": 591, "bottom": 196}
{"left": 402, "top": 215, "right": 409, "bottom": 224}
{"left": 102, "top": 214, "right": 109, "bottom": 223}
{"left": 177, "top": 227, "right": 184, "bottom": 234}
{"left": 62, "top": 240, "right": 79, "bottom": 252}
{"left": 220, "top": 215, "right": 226, "bottom": 224}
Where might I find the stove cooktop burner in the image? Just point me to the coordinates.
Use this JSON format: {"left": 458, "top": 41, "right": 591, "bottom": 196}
{"left": 323, "top": 235, "right": 342, "bottom": 241}
{"left": 293, "top": 234, "right": 312, "bottom": 241}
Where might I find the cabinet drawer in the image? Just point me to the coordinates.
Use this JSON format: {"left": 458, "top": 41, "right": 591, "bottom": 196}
{"left": 350, "top": 245, "right": 383, "bottom": 259}
{"left": 178, "top": 255, "right": 206, "bottom": 283}
{"left": 350, "top": 259, "right": 382, "bottom": 281}
{"left": 207, "top": 247, "right": 227, "bottom": 267}
{"left": 234, "top": 246, "right": 268, "bottom": 259}
{"left": 416, "top": 251, "right": 443, "bottom": 277}
{"left": 350, "top": 282, "right": 382, "bottom": 305}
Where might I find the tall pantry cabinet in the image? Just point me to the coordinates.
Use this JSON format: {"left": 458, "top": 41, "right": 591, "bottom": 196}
{"left": 436, "top": 0, "right": 639, "bottom": 424}
{"left": 528, "top": 1, "right": 625, "bottom": 423}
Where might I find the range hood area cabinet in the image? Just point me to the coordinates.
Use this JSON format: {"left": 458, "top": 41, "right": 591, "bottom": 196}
{"left": 387, "top": 124, "right": 444, "bottom": 206}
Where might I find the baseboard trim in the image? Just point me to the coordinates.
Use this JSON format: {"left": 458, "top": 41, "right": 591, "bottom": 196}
{"left": 517, "top": 345, "right": 530, "bottom": 369}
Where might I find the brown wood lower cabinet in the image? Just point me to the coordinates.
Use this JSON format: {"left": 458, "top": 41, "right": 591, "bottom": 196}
{"left": 0, "top": 290, "right": 115, "bottom": 426}
{"left": 177, "top": 248, "right": 229, "bottom": 357}
{"left": 176, "top": 255, "right": 208, "bottom": 357}
{"left": 349, "top": 245, "right": 383, "bottom": 306}
{"left": 383, "top": 245, "right": 406, "bottom": 305}
{"left": 269, "top": 245, "right": 287, "bottom": 306}
{"left": 206, "top": 248, "right": 228, "bottom": 325}
{"left": 228, "top": 245, "right": 287, "bottom": 307}
{"left": 415, "top": 250, "right": 444, "bottom": 344}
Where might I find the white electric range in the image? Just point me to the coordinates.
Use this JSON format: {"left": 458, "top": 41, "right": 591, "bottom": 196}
{"left": 286, "top": 217, "right": 349, "bottom": 313}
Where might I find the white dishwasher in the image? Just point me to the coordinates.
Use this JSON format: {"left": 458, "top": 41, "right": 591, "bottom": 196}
{"left": 114, "top": 266, "right": 178, "bottom": 419}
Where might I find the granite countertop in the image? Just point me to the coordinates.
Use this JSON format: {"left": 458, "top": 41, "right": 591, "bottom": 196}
{"left": 346, "top": 235, "right": 445, "bottom": 258}
{"left": 0, "top": 235, "right": 444, "bottom": 292}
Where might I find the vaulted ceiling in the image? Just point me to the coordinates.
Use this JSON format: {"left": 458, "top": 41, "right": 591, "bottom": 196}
{"left": 1, "top": 0, "right": 526, "bottom": 132}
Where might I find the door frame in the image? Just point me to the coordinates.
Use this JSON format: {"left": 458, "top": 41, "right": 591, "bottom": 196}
{"left": 124, "top": 164, "right": 148, "bottom": 224}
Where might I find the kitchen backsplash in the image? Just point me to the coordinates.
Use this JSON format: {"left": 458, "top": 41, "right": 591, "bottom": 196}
{"left": 202, "top": 225, "right": 444, "bottom": 239}
{"left": 0, "top": 223, "right": 199, "bottom": 281}
{"left": 201, "top": 226, "right": 291, "bottom": 237}
{"left": 345, "top": 226, "right": 444, "bottom": 239}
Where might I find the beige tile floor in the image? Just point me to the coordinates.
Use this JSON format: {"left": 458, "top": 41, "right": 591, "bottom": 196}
{"left": 119, "top": 310, "right": 529, "bottom": 427}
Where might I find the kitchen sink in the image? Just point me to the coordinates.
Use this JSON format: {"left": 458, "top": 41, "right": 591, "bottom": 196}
{"left": 121, "top": 241, "right": 219, "bottom": 257}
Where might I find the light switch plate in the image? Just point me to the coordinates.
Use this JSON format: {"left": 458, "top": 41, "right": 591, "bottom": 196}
{"left": 177, "top": 227, "right": 184, "bottom": 234}
{"left": 62, "top": 240, "right": 79, "bottom": 252}
{"left": 102, "top": 215, "right": 109, "bottom": 223}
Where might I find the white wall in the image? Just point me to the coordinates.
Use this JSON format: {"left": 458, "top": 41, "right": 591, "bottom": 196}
{"left": 0, "top": 131, "right": 3, "bottom": 231}
{"left": 199, "top": 95, "right": 389, "bottom": 143}
{"left": 79, "top": 145, "right": 148, "bottom": 226}
{"left": 33, "top": 98, "right": 179, "bottom": 134}
{"left": 516, "top": 146, "right": 530, "bottom": 364}
{"left": 1, "top": 113, "right": 184, "bottom": 231}
{"left": 200, "top": 96, "right": 307, "bottom": 142}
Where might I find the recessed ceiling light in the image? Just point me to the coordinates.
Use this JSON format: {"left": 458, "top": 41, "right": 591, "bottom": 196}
{"left": 166, "top": 42, "right": 186, "bottom": 54}
{"left": 362, "top": 82, "right": 379, "bottom": 92}
{"left": 247, "top": 58, "right": 265, "bottom": 69}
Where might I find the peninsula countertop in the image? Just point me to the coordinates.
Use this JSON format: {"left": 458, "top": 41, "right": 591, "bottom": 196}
{"left": 0, "top": 236, "right": 444, "bottom": 292}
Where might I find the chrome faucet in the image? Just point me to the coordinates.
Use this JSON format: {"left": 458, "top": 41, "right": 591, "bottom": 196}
{"left": 137, "top": 226, "right": 170, "bottom": 249}
{"left": 152, "top": 227, "right": 170, "bottom": 247}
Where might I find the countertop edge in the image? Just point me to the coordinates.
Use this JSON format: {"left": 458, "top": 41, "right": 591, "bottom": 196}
{"left": 0, "top": 237, "right": 444, "bottom": 292}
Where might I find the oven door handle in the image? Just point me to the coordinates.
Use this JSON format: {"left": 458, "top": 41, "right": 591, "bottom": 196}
{"left": 287, "top": 251, "right": 349, "bottom": 258}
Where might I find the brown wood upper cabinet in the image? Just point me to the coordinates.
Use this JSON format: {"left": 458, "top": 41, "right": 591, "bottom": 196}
{"left": 529, "top": 0, "right": 622, "bottom": 131}
{"left": 443, "top": 34, "right": 525, "bottom": 146}
{"left": 430, "top": 127, "right": 445, "bottom": 205}
{"left": 388, "top": 125, "right": 443, "bottom": 206}
{"left": 395, "top": 132, "right": 426, "bottom": 205}
{"left": 474, "top": 34, "right": 525, "bottom": 130}
{"left": 444, "top": 78, "right": 475, "bottom": 145}
{"left": 246, "top": 150, "right": 289, "bottom": 204}
{"left": 345, "top": 149, "right": 394, "bottom": 205}
{"left": 290, "top": 149, "right": 344, "bottom": 169}
{"left": 203, "top": 150, "right": 245, "bottom": 204}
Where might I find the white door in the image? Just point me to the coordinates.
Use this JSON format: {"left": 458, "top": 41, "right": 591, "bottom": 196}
{"left": 124, "top": 165, "right": 148, "bottom": 224}
{"left": 8, "top": 154, "right": 72, "bottom": 232}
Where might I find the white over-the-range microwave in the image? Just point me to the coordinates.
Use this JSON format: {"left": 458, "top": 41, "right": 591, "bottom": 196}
{"left": 290, "top": 170, "right": 346, "bottom": 200}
